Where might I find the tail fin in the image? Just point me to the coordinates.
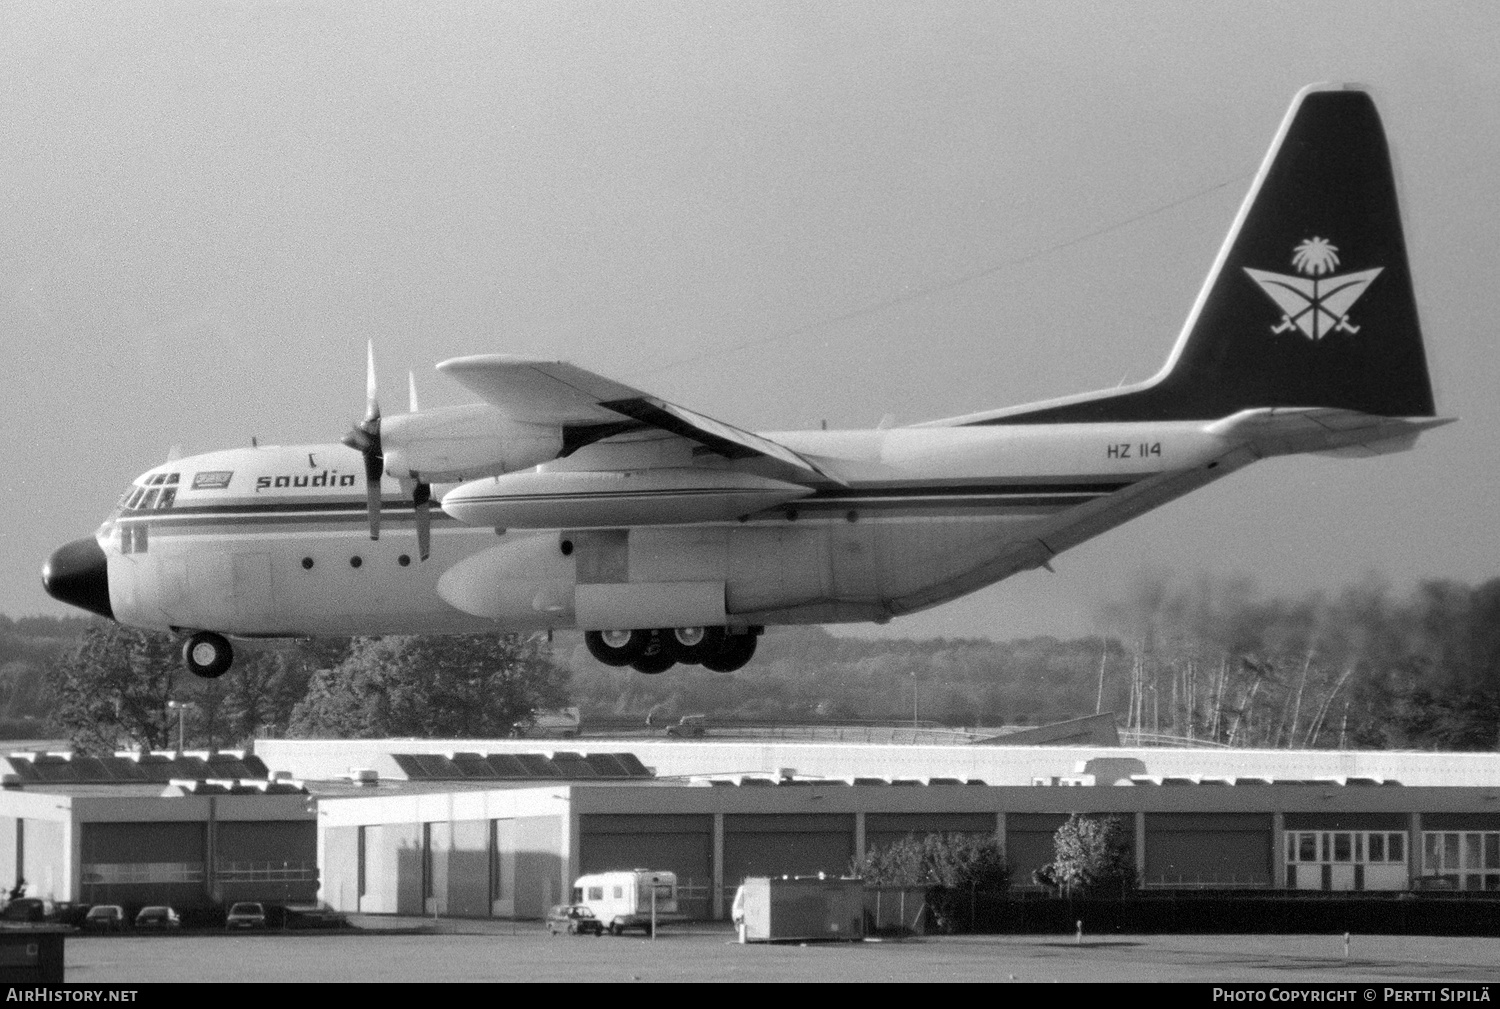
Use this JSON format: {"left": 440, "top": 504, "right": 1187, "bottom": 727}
{"left": 989, "top": 84, "right": 1435, "bottom": 424}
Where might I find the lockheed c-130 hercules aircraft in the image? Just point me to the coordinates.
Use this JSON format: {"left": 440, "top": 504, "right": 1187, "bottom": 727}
{"left": 43, "top": 84, "right": 1450, "bottom": 678}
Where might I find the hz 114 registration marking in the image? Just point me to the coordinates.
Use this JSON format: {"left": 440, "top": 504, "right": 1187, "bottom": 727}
{"left": 1106, "top": 443, "right": 1162, "bottom": 460}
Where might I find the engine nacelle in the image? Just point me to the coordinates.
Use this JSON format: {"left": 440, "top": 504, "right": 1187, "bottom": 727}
{"left": 441, "top": 468, "right": 812, "bottom": 529}
{"left": 380, "top": 404, "right": 562, "bottom": 482}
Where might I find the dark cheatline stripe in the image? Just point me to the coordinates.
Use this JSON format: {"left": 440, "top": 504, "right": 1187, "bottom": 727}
{"left": 116, "top": 477, "right": 1140, "bottom": 530}
{"left": 804, "top": 480, "right": 1134, "bottom": 500}
{"left": 791, "top": 495, "right": 1103, "bottom": 512}
{"left": 455, "top": 488, "right": 776, "bottom": 504}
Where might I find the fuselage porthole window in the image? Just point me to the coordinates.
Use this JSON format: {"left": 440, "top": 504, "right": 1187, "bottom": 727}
{"left": 120, "top": 523, "right": 147, "bottom": 554}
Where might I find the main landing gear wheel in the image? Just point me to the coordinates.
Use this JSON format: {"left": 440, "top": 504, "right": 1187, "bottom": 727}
{"left": 663, "top": 626, "right": 725, "bottom": 665}
{"left": 182, "top": 631, "right": 233, "bottom": 679}
{"left": 585, "top": 629, "right": 648, "bottom": 667}
{"left": 701, "top": 632, "right": 757, "bottom": 673}
{"left": 630, "top": 632, "right": 676, "bottom": 674}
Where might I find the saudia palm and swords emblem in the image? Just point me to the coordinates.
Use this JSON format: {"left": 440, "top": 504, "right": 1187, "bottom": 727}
{"left": 1244, "top": 237, "right": 1382, "bottom": 340}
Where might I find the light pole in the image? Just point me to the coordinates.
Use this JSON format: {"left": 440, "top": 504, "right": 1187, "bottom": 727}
{"left": 167, "top": 700, "right": 195, "bottom": 753}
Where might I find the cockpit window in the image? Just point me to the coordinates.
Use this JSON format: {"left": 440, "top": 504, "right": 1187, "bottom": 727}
{"left": 157, "top": 488, "right": 176, "bottom": 509}
{"left": 124, "top": 488, "right": 145, "bottom": 510}
{"left": 139, "top": 488, "right": 160, "bottom": 510}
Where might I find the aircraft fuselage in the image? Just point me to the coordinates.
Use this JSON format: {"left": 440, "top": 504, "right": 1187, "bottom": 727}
{"left": 99, "top": 422, "right": 1230, "bottom": 638}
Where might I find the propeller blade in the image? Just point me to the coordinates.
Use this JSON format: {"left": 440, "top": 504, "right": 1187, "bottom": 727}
{"left": 364, "top": 340, "right": 380, "bottom": 424}
{"left": 363, "top": 446, "right": 383, "bottom": 541}
{"left": 343, "top": 340, "right": 384, "bottom": 541}
{"left": 413, "top": 481, "right": 432, "bottom": 561}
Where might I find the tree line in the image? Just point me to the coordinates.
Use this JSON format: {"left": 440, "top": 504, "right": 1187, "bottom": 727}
{"left": 5, "top": 573, "right": 1499, "bottom": 752}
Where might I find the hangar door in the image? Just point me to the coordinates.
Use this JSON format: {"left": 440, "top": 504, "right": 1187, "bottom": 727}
{"left": 1145, "top": 813, "right": 1272, "bottom": 888}
{"left": 723, "top": 814, "right": 854, "bottom": 888}
{"left": 1006, "top": 814, "right": 1071, "bottom": 888}
{"left": 864, "top": 813, "right": 999, "bottom": 855}
{"left": 579, "top": 815, "right": 712, "bottom": 919}
{"left": 79, "top": 821, "right": 206, "bottom": 908}
{"left": 215, "top": 820, "right": 319, "bottom": 905}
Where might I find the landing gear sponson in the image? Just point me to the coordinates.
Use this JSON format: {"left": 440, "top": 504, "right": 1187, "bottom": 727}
{"left": 585, "top": 627, "right": 761, "bottom": 674}
{"left": 180, "top": 625, "right": 757, "bottom": 679}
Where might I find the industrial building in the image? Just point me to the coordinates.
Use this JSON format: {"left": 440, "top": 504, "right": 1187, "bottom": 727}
{"left": 3, "top": 738, "right": 1500, "bottom": 919}
{"left": 0, "top": 750, "right": 315, "bottom": 909}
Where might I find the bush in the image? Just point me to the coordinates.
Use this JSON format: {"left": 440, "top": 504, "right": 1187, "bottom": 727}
{"left": 851, "top": 832, "right": 1010, "bottom": 933}
{"left": 1033, "top": 813, "right": 1136, "bottom": 898}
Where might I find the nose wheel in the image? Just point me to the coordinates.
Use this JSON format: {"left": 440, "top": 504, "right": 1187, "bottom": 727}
{"left": 181, "top": 631, "right": 233, "bottom": 679}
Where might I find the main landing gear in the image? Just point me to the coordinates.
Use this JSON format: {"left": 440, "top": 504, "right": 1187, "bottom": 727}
{"left": 181, "top": 631, "right": 233, "bottom": 679}
{"left": 584, "top": 627, "right": 760, "bottom": 674}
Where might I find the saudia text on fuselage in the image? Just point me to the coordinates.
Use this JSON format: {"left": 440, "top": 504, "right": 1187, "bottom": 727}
{"left": 254, "top": 469, "right": 359, "bottom": 492}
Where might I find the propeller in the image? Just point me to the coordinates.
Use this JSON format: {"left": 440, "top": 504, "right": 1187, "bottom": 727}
{"left": 404, "top": 369, "right": 433, "bottom": 561}
{"left": 342, "top": 345, "right": 437, "bottom": 559}
{"left": 341, "top": 341, "right": 384, "bottom": 542}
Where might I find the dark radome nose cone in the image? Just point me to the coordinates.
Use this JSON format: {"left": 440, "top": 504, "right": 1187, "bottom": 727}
{"left": 42, "top": 537, "right": 113, "bottom": 620}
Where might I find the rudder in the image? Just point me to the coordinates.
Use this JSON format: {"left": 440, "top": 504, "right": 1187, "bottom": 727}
{"left": 989, "top": 84, "right": 1435, "bottom": 424}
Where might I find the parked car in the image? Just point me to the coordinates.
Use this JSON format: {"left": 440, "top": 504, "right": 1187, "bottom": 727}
{"left": 545, "top": 904, "right": 604, "bottom": 936}
{"left": 225, "top": 902, "right": 267, "bottom": 929}
{"left": 134, "top": 906, "right": 181, "bottom": 930}
{"left": 0, "top": 898, "right": 52, "bottom": 923}
{"left": 665, "top": 714, "right": 707, "bottom": 738}
{"left": 282, "top": 903, "right": 349, "bottom": 930}
{"left": 82, "top": 905, "right": 126, "bottom": 932}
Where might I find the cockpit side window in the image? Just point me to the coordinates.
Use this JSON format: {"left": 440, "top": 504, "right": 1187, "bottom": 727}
{"left": 139, "top": 488, "right": 160, "bottom": 510}
{"left": 157, "top": 487, "right": 176, "bottom": 509}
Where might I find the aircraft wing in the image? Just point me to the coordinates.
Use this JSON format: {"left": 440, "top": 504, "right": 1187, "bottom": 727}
{"left": 436, "top": 355, "right": 838, "bottom": 482}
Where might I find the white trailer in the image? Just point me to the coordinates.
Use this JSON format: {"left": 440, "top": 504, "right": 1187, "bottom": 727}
{"left": 571, "top": 870, "right": 683, "bottom": 936}
{"left": 731, "top": 877, "right": 866, "bottom": 942}
{"left": 512, "top": 706, "right": 581, "bottom": 738}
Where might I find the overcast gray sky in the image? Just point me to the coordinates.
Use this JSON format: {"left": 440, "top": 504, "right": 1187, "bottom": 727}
{"left": 4, "top": 1, "right": 1497, "bottom": 639}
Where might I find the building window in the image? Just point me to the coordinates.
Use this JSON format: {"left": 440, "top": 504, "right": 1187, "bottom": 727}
{"left": 357, "top": 826, "right": 367, "bottom": 899}
{"left": 422, "top": 823, "right": 433, "bottom": 899}
{"left": 488, "top": 820, "right": 502, "bottom": 901}
{"left": 1421, "top": 831, "right": 1500, "bottom": 890}
{"left": 1284, "top": 831, "right": 1409, "bottom": 891}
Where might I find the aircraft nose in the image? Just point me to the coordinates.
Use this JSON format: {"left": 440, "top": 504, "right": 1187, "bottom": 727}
{"left": 41, "top": 537, "right": 114, "bottom": 620}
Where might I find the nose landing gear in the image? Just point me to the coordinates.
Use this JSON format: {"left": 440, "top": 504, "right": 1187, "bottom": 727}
{"left": 181, "top": 631, "right": 233, "bottom": 679}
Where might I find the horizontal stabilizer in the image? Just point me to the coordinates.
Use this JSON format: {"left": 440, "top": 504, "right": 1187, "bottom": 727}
{"left": 1204, "top": 408, "right": 1454, "bottom": 458}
